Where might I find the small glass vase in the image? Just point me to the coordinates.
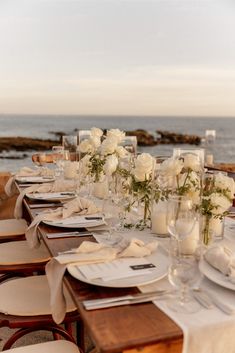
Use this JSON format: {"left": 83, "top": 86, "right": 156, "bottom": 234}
{"left": 202, "top": 215, "right": 225, "bottom": 246}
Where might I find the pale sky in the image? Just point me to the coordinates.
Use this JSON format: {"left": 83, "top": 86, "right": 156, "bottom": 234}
{"left": 0, "top": 0, "right": 235, "bottom": 117}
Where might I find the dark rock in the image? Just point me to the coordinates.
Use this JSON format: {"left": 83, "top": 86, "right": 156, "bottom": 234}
{"left": 0, "top": 137, "right": 59, "bottom": 153}
{"left": 126, "top": 129, "right": 156, "bottom": 146}
{"left": 156, "top": 130, "right": 201, "bottom": 145}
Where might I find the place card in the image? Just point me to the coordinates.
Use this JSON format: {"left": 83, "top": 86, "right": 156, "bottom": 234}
{"left": 78, "top": 258, "right": 156, "bottom": 282}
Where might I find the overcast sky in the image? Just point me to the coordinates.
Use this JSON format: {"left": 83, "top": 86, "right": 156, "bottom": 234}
{"left": 0, "top": 0, "right": 235, "bottom": 116}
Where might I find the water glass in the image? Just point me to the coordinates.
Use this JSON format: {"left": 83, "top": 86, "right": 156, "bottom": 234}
{"left": 62, "top": 135, "right": 78, "bottom": 161}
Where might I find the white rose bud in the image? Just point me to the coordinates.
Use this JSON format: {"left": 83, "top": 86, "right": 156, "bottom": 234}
{"left": 100, "top": 137, "right": 118, "bottom": 155}
{"left": 79, "top": 139, "right": 94, "bottom": 154}
{"left": 210, "top": 193, "right": 232, "bottom": 215}
{"left": 214, "top": 173, "right": 235, "bottom": 199}
{"left": 159, "top": 157, "right": 183, "bottom": 177}
{"left": 116, "top": 146, "right": 128, "bottom": 158}
{"left": 91, "top": 127, "right": 103, "bottom": 138}
{"left": 104, "top": 155, "right": 119, "bottom": 176}
{"left": 183, "top": 153, "right": 202, "bottom": 172}
{"left": 133, "top": 153, "right": 154, "bottom": 182}
{"left": 107, "top": 129, "right": 126, "bottom": 143}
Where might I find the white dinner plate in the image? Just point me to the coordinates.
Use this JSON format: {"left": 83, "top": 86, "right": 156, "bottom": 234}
{"left": 26, "top": 192, "right": 76, "bottom": 202}
{"left": 199, "top": 258, "right": 235, "bottom": 291}
{"left": 43, "top": 215, "right": 106, "bottom": 228}
{"left": 16, "top": 176, "right": 54, "bottom": 183}
{"left": 67, "top": 251, "right": 168, "bottom": 288}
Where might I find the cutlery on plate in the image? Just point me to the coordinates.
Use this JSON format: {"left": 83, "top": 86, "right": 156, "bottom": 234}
{"left": 85, "top": 216, "right": 103, "bottom": 220}
{"left": 29, "top": 203, "right": 63, "bottom": 209}
{"left": 46, "top": 231, "right": 93, "bottom": 239}
{"left": 83, "top": 290, "right": 170, "bottom": 310}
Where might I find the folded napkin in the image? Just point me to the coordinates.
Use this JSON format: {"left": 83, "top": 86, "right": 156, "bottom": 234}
{"left": 204, "top": 245, "right": 235, "bottom": 283}
{"left": 46, "top": 238, "right": 158, "bottom": 324}
{"left": 14, "top": 179, "right": 77, "bottom": 219}
{"left": 25, "top": 197, "right": 100, "bottom": 248}
{"left": 5, "top": 167, "right": 54, "bottom": 197}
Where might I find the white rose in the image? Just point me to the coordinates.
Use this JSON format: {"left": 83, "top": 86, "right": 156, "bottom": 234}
{"left": 104, "top": 155, "right": 118, "bottom": 176}
{"left": 100, "top": 137, "right": 118, "bottom": 156}
{"left": 214, "top": 173, "right": 235, "bottom": 199}
{"left": 159, "top": 157, "right": 183, "bottom": 177}
{"left": 107, "top": 129, "right": 125, "bottom": 143}
{"left": 183, "top": 153, "right": 202, "bottom": 172}
{"left": 79, "top": 139, "right": 95, "bottom": 154}
{"left": 116, "top": 146, "right": 128, "bottom": 158}
{"left": 91, "top": 127, "right": 103, "bottom": 138}
{"left": 90, "top": 136, "right": 101, "bottom": 149}
{"left": 133, "top": 153, "right": 154, "bottom": 182}
{"left": 210, "top": 193, "right": 232, "bottom": 215}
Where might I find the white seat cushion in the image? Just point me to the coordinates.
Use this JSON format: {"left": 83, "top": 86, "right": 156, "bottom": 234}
{"left": 0, "top": 240, "right": 51, "bottom": 265}
{"left": 0, "top": 219, "right": 27, "bottom": 237}
{"left": 0, "top": 275, "right": 76, "bottom": 316}
{"left": 4, "top": 340, "right": 80, "bottom": 353}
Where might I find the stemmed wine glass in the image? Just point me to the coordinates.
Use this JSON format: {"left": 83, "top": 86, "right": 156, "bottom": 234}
{"left": 166, "top": 195, "right": 201, "bottom": 314}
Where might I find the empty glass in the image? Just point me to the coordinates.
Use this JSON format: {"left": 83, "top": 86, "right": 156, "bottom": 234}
{"left": 52, "top": 146, "right": 65, "bottom": 177}
{"left": 62, "top": 135, "right": 78, "bottom": 161}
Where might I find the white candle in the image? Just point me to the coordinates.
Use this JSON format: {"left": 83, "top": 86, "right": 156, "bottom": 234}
{"left": 178, "top": 220, "right": 199, "bottom": 255}
{"left": 151, "top": 201, "right": 168, "bottom": 236}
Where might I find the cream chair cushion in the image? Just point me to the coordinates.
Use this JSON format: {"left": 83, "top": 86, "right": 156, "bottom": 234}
{"left": 0, "top": 275, "right": 76, "bottom": 316}
{"left": 0, "top": 219, "right": 27, "bottom": 237}
{"left": 0, "top": 240, "right": 51, "bottom": 265}
{"left": 4, "top": 340, "right": 80, "bottom": 353}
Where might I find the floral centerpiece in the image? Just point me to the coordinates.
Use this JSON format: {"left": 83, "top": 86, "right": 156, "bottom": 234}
{"left": 78, "top": 128, "right": 128, "bottom": 188}
{"left": 199, "top": 172, "right": 235, "bottom": 245}
{"left": 158, "top": 154, "right": 202, "bottom": 204}
{"left": 117, "top": 153, "right": 157, "bottom": 228}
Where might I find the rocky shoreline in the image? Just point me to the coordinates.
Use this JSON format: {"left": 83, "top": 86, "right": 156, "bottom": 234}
{"left": 0, "top": 129, "right": 201, "bottom": 160}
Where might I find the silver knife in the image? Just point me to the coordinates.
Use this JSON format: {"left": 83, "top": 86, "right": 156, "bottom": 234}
{"left": 46, "top": 231, "right": 93, "bottom": 238}
{"left": 29, "top": 203, "right": 63, "bottom": 209}
{"left": 83, "top": 290, "right": 170, "bottom": 310}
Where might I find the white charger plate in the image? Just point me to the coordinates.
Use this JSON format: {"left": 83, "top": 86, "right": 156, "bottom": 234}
{"left": 26, "top": 192, "right": 76, "bottom": 202}
{"left": 199, "top": 258, "right": 235, "bottom": 291}
{"left": 67, "top": 251, "right": 168, "bottom": 288}
{"left": 43, "top": 215, "right": 106, "bottom": 229}
{"left": 16, "top": 176, "right": 54, "bottom": 183}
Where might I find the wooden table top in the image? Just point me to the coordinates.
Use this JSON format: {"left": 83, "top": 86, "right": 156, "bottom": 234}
{"left": 22, "top": 193, "right": 183, "bottom": 353}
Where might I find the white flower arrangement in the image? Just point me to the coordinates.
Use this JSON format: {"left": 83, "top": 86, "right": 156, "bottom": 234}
{"left": 79, "top": 127, "right": 128, "bottom": 182}
{"left": 158, "top": 154, "right": 202, "bottom": 202}
{"left": 200, "top": 172, "right": 235, "bottom": 245}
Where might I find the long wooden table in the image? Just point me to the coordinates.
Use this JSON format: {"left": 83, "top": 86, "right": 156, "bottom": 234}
{"left": 22, "top": 196, "right": 183, "bottom": 353}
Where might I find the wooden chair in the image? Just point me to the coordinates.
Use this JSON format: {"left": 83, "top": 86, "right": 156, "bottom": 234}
{"left": 0, "top": 219, "right": 27, "bottom": 243}
{"left": 0, "top": 275, "right": 82, "bottom": 351}
{"left": 2, "top": 339, "right": 80, "bottom": 353}
{"left": 0, "top": 240, "right": 51, "bottom": 283}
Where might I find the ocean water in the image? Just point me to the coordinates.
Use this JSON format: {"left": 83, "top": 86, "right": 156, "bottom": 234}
{"left": 0, "top": 115, "right": 234, "bottom": 172}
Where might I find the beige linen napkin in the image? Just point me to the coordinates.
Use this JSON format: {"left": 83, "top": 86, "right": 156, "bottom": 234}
{"left": 25, "top": 197, "right": 100, "bottom": 248}
{"left": 5, "top": 167, "right": 54, "bottom": 197}
{"left": 14, "top": 179, "right": 77, "bottom": 219}
{"left": 45, "top": 238, "right": 158, "bottom": 324}
{"left": 204, "top": 245, "right": 235, "bottom": 283}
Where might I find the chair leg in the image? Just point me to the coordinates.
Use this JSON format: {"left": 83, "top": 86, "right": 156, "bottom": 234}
{"left": 2, "top": 325, "right": 76, "bottom": 351}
